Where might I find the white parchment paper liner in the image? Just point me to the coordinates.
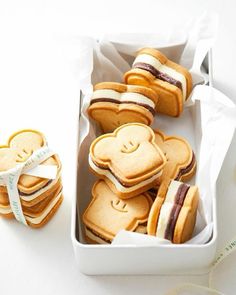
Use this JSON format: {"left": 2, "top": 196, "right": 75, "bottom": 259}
{"left": 76, "top": 14, "right": 236, "bottom": 246}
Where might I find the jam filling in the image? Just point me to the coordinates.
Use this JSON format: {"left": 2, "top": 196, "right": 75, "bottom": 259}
{"left": 90, "top": 97, "right": 155, "bottom": 116}
{"left": 91, "top": 159, "right": 160, "bottom": 188}
{"left": 133, "top": 62, "right": 182, "bottom": 90}
{"left": 175, "top": 152, "right": 196, "bottom": 180}
{"left": 164, "top": 183, "right": 190, "bottom": 241}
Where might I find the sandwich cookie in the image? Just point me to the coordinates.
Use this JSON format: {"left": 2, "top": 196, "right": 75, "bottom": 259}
{"left": 0, "top": 129, "right": 63, "bottom": 227}
{"left": 88, "top": 82, "right": 158, "bottom": 133}
{"left": 0, "top": 182, "right": 63, "bottom": 227}
{"left": 0, "top": 161, "right": 62, "bottom": 208}
{"left": 89, "top": 123, "right": 166, "bottom": 199}
{"left": 0, "top": 130, "right": 62, "bottom": 206}
{"left": 124, "top": 48, "right": 192, "bottom": 117}
{"left": 0, "top": 182, "right": 63, "bottom": 228}
{"left": 154, "top": 130, "right": 196, "bottom": 185}
{"left": 23, "top": 185, "right": 63, "bottom": 228}
{"left": 83, "top": 180, "right": 153, "bottom": 244}
{"left": 147, "top": 179, "right": 199, "bottom": 243}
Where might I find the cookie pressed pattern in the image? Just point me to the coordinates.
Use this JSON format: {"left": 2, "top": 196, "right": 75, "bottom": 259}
{"left": 83, "top": 180, "right": 153, "bottom": 243}
{"left": 89, "top": 123, "right": 166, "bottom": 199}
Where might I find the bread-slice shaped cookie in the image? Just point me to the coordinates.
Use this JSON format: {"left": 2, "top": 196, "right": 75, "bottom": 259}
{"left": 173, "top": 185, "right": 199, "bottom": 243}
{"left": 124, "top": 48, "right": 192, "bottom": 117}
{"left": 88, "top": 82, "right": 158, "bottom": 133}
{"left": 147, "top": 179, "right": 170, "bottom": 235}
{"left": 0, "top": 130, "right": 61, "bottom": 198}
{"left": 89, "top": 123, "right": 166, "bottom": 199}
{"left": 19, "top": 176, "right": 62, "bottom": 207}
{"left": 25, "top": 185, "right": 63, "bottom": 228}
{"left": 0, "top": 184, "right": 63, "bottom": 228}
{"left": 0, "top": 179, "right": 61, "bottom": 217}
{"left": 154, "top": 130, "right": 196, "bottom": 184}
{"left": 0, "top": 177, "right": 62, "bottom": 211}
{"left": 147, "top": 179, "right": 199, "bottom": 244}
{"left": 83, "top": 180, "right": 153, "bottom": 244}
{"left": 23, "top": 181, "right": 62, "bottom": 217}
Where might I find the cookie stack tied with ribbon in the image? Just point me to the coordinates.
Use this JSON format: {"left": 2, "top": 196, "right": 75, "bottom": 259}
{"left": 0, "top": 130, "right": 63, "bottom": 228}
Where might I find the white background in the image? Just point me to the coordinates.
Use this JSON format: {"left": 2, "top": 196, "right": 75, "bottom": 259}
{"left": 0, "top": 0, "right": 236, "bottom": 294}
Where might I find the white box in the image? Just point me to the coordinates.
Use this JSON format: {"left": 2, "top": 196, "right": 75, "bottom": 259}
{"left": 71, "top": 45, "right": 218, "bottom": 275}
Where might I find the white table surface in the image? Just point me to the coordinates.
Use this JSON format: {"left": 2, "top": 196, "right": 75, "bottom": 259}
{"left": 0, "top": 0, "right": 236, "bottom": 294}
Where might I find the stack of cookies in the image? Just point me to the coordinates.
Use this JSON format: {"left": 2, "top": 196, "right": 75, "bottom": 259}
{"left": 0, "top": 130, "right": 63, "bottom": 228}
{"left": 83, "top": 47, "right": 199, "bottom": 244}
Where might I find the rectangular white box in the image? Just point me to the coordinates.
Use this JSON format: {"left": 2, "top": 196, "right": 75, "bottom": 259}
{"left": 71, "top": 47, "right": 218, "bottom": 275}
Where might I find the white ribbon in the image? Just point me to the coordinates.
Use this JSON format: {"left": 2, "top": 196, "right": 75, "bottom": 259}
{"left": 0, "top": 146, "right": 57, "bottom": 225}
{"left": 165, "top": 236, "right": 236, "bottom": 294}
{"left": 165, "top": 283, "right": 222, "bottom": 295}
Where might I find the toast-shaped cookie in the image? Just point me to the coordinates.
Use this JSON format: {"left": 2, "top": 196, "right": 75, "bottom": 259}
{"left": 154, "top": 130, "right": 196, "bottom": 184}
{"left": 147, "top": 179, "right": 199, "bottom": 244}
{"left": 0, "top": 179, "right": 62, "bottom": 217}
{"left": 83, "top": 180, "right": 153, "bottom": 243}
{"left": 89, "top": 123, "right": 166, "bottom": 199}
{"left": 124, "top": 48, "right": 192, "bottom": 117}
{"left": 0, "top": 183, "right": 63, "bottom": 228}
{"left": 88, "top": 82, "right": 158, "bottom": 133}
{"left": 25, "top": 185, "right": 63, "bottom": 228}
{"left": 0, "top": 130, "right": 61, "bottom": 197}
{"left": 0, "top": 172, "right": 62, "bottom": 210}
